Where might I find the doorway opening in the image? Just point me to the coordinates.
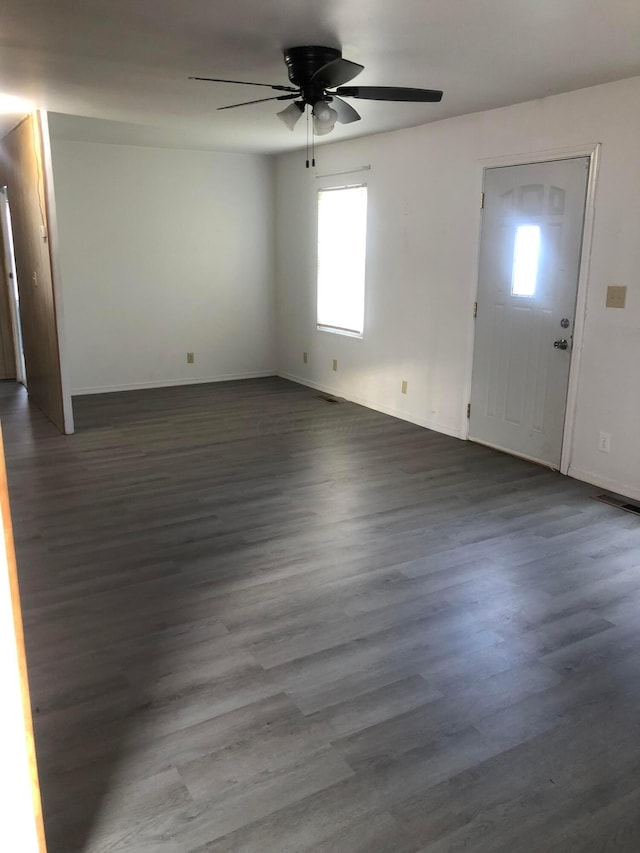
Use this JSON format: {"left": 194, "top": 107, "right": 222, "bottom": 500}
{"left": 0, "top": 186, "right": 26, "bottom": 387}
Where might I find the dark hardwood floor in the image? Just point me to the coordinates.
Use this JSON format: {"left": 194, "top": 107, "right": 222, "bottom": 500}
{"left": 3, "top": 376, "right": 640, "bottom": 852}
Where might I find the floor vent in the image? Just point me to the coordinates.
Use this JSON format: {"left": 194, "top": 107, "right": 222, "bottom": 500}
{"left": 593, "top": 493, "right": 640, "bottom": 516}
{"left": 314, "top": 393, "right": 345, "bottom": 404}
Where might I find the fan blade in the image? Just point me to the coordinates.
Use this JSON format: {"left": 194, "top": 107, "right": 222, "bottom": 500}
{"left": 335, "top": 86, "right": 443, "bottom": 103}
{"left": 310, "top": 58, "right": 364, "bottom": 88}
{"left": 189, "top": 76, "right": 297, "bottom": 93}
{"left": 329, "top": 96, "right": 361, "bottom": 124}
{"left": 217, "top": 94, "right": 298, "bottom": 111}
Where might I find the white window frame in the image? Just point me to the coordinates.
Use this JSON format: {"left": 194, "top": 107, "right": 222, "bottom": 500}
{"left": 316, "top": 183, "right": 368, "bottom": 338}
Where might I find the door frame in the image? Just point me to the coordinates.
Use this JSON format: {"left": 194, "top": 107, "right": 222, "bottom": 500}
{"left": 463, "top": 142, "right": 601, "bottom": 475}
{"left": 39, "top": 111, "right": 75, "bottom": 435}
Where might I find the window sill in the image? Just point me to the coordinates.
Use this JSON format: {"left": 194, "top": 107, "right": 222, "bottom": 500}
{"left": 316, "top": 325, "right": 363, "bottom": 339}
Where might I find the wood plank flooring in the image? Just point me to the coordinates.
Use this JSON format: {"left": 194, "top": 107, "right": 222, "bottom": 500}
{"left": 2, "top": 376, "right": 640, "bottom": 852}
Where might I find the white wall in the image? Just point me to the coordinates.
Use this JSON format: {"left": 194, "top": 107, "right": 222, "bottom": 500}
{"left": 51, "top": 140, "right": 276, "bottom": 393}
{"left": 275, "top": 76, "right": 640, "bottom": 501}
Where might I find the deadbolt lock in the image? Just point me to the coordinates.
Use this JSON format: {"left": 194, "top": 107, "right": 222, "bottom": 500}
{"left": 560, "top": 318, "right": 570, "bottom": 329}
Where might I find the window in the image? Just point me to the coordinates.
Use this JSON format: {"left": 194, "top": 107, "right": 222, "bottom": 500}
{"left": 317, "top": 184, "right": 367, "bottom": 336}
{"left": 511, "top": 224, "right": 541, "bottom": 297}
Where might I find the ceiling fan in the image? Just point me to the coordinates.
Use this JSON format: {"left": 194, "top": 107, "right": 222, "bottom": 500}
{"left": 190, "top": 45, "right": 443, "bottom": 138}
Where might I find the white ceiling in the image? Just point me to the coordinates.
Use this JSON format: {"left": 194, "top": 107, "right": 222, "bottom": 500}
{"left": 2, "top": 0, "right": 640, "bottom": 154}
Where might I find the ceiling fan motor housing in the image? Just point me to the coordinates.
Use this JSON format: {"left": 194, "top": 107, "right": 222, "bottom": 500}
{"left": 284, "top": 45, "right": 341, "bottom": 104}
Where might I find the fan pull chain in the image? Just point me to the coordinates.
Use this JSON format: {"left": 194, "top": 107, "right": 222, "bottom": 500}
{"left": 306, "top": 107, "right": 310, "bottom": 169}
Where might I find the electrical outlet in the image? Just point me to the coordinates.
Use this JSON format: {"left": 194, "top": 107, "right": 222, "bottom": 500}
{"left": 187, "top": 352, "right": 195, "bottom": 364}
{"left": 401, "top": 380, "right": 408, "bottom": 394}
{"left": 303, "top": 351, "right": 308, "bottom": 364}
{"left": 598, "top": 431, "right": 611, "bottom": 453}
{"left": 332, "top": 359, "right": 338, "bottom": 371}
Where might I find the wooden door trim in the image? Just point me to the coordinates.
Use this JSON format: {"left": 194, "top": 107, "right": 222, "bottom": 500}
{"left": 0, "top": 423, "right": 47, "bottom": 851}
{"left": 38, "top": 111, "right": 74, "bottom": 435}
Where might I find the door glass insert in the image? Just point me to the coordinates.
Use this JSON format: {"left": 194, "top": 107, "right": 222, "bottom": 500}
{"left": 511, "top": 224, "right": 541, "bottom": 297}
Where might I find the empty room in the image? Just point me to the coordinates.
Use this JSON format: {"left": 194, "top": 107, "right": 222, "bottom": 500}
{"left": 0, "top": 2, "right": 640, "bottom": 851}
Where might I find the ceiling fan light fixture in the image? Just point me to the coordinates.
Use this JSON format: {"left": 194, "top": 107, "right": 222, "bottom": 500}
{"left": 277, "top": 100, "right": 304, "bottom": 130}
{"left": 312, "top": 101, "right": 338, "bottom": 135}
{"left": 191, "top": 46, "right": 442, "bottom": 156}
{"left": 0, "top": 93, "right": 33, "bottom": 114}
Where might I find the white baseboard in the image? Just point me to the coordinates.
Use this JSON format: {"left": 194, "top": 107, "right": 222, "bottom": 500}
{"left": 568, "top": 466, "right": 640, "bottom": 503}
{"left": 278, "top": 371, "right": 464, "bottom": 439}
{"left": 73, "top": 370, "right": 277, "bottom": 396}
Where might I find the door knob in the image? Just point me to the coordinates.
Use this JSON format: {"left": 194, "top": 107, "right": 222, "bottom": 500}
{"left": 553, "top": 339, "right": 569, "bottom": 350}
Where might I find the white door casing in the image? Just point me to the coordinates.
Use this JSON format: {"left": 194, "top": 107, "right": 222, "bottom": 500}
{"left": 469, "top": 158, "right": 590, "bottom": 468}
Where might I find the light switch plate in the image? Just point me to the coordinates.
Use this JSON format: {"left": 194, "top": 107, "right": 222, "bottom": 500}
{"left": 606, "top": 285, "right": 627, "bottom": 309}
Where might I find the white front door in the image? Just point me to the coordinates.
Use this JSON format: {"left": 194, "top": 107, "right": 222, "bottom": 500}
{"left": 469, "top": 158, "right": 589, "bottom": 468}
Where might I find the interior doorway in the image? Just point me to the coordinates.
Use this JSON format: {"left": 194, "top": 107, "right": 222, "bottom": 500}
{"left": 469, "top": 157, "right": 590, "bottom": 469}
{"left": 0, "top": 187, "right": 26, "bottom": 386}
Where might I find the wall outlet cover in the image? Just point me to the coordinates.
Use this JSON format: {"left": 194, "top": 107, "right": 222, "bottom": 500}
{"left": 606, "top": 285, "right": 627, "bottom": 309}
